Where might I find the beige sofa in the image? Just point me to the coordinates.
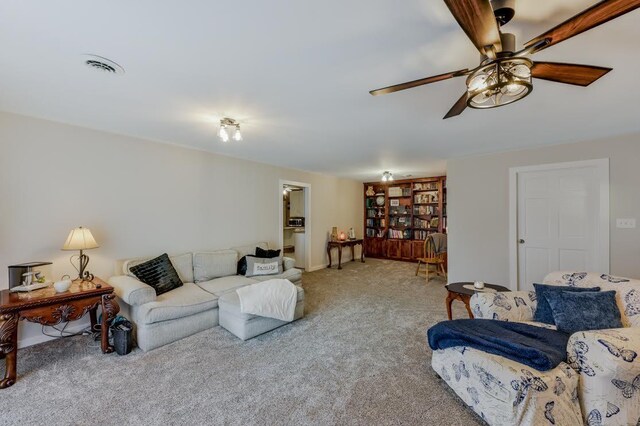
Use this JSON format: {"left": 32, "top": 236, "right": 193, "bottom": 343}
{"left": 108, "top": 242, "right": 302, "bottom": 351}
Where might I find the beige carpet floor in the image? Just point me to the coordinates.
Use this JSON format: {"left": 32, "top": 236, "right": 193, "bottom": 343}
{"left": 0, "top": 258, "right": 480, "bottom": 425}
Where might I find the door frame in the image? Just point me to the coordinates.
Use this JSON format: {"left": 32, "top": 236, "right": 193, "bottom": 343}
{"left": 278, "top": 179, "right": 311, "bottom": 271}
{"left": 508, "top": 159, "right": 610, "bottom": 290}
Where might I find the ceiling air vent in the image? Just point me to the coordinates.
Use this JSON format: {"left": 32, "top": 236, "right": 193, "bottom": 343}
{"left": 83, "top": 54, "right": 125, "bottom": 74}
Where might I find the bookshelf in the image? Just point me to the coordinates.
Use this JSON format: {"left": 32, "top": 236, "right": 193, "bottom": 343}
{"left": 363, "top": 176, "right": 446, "bottom": 261}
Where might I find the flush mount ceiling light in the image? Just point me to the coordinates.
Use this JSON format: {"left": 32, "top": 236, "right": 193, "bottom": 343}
{"left": 218, "top": 117, "right": 242, "bottom": 143}
{"left": 381, "top": 171, "right": 394, "bottom": 182}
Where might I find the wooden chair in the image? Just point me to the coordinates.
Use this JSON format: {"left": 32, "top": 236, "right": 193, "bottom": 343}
{"left": 415, "top": 235, "right": 447, "bottom": 283}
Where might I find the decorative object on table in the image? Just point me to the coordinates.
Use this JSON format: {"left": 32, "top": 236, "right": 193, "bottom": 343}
{"left": 462, "top": 284, "right": 497, "bottom": 293}
{"left": 331, "top": 227, "right": 339, "bottom": 242}
{"left": 365, "top": 185, "right": 375, "bottom": 197}
{"left": 7, "top": 262, "right": 52, "bottom": 290}
{"left": 53, "top": 275, "right": 72, "bottom": 293}
{"left": 474, "top": 280, "right": 485, "bottom": 289}
{"left": 339, "top": 231, "right": 347, "bottom": 241}
{"left": 348, "top": 227, "right": 356, "bottom": 240}
{"left": 61, "top": 226, "right": 99, "bottom": 280}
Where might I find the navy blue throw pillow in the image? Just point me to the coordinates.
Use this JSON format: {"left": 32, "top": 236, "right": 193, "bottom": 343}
{"left": 546, "top": 290, "right": 622, "bottom": 334}
{"left": 533, "top": 284, "right": 601, "bottom": 325}
{"left": 255, "top": 247, "right": 281, "bottom": 259}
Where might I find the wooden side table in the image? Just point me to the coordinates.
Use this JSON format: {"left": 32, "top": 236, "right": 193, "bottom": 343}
{"left": 327, "top": 239, "right": 365, "bottom": 269}
{"left": 0, "top": 277, "right": 119, "bottom": 389}
{"left": 445, "top": 282, "right": 509, "bottom": 320}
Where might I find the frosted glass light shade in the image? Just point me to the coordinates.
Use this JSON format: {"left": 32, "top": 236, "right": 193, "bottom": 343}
{"left": 62, "top": 227, "right": 99, "bottom": 251}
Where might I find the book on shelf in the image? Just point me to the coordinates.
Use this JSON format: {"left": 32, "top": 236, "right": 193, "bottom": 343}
{"left": 414, "top": 192, "right": 438, "bottom": 204}
{"left": 366, "top": 228, "right": 385, "bottom": 238}
{"left": 414, "top": 205, "right": 438, "bottom": 215}
{"left": 414, "top": 230, "right": 430, "bottom": 240}
{"left": 389, "top": 216, "right": 410, "bottom": 227}
{"left": 366, "top": 218, "right": 385, "bottom": 227}
{"left": 413, "top": 182, "right": 438, "bottom": 191}
{"left": 414, "top": 217, "right": 430, "bottom": 229}
{"left": 388, "top": 229, "right": 412, "bottom": 239}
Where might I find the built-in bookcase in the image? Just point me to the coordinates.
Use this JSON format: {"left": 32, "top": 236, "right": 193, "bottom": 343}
{"left": 363, "top": 176, "right": 446, "bottom": 261}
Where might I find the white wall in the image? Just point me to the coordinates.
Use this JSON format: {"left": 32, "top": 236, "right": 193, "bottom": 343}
{"left": 447, "top": 134, "right": 640, "bottom": 288}
{"left": 0, "top": 112, "right": 363, "bottom": 346}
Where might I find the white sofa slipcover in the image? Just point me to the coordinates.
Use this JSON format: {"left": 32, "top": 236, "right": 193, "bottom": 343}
{"left": 432, "top": 271, "right": 640, "bottom": 425}
{"left": 109, "top": 242, "right": 302, "bottom": 351}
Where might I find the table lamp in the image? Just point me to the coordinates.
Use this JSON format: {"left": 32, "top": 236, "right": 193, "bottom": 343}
{"left": 62, "top": 226, "right": 99, "bottom": 279}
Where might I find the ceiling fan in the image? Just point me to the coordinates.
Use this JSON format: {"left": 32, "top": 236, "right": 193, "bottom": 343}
{"left": 369, "top": 0, "right": 640, "bottom": 119}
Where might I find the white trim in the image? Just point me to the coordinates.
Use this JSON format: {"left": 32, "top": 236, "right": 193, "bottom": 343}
{"left": 509, "top": 159, "right": 610, "bottom": 290}
{"left": 278, "top": 179, "right": 311, "bottom": 271}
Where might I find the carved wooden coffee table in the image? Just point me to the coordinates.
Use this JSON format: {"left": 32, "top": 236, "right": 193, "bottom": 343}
{"left": 0, "top": 277, "right": 119, "bottom": 388}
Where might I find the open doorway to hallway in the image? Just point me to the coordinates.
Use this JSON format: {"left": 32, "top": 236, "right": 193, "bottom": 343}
{"left": 279, "top": 180, "right": 311, "bottom": 271}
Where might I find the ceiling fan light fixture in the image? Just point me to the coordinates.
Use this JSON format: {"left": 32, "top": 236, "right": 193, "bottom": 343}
{"left": 466, "top": 57, "right": 533, "bottom": 109}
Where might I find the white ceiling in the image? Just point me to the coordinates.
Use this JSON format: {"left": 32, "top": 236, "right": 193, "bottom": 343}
{"left": 1, "top": 1, "right": 639, "bottom": 181}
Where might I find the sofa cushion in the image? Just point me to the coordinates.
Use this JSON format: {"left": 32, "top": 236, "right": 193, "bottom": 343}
{"left": 131, "top": 283, "right": 218, "bottom": 325}
{"left": 218, "top": 285, "right": 304, "bottom": 321}
{"left": 196, "top": 275, "right": 257, "bottom": 297}
{"left": 193, "top": 250, "right": 238, "bottom": 282}
{"left": 251, "top": 267, "right": 301, "bottom": 283}
{"left": 255, "top": 247, "right": 281, "bottom": 258}
{"left": 547, "top": 290, "right": 623, "bottom": 334}
{"left": 124, "top": 252, "right": 194, "bottom": 284}
{"left": 129, "top": 253, "right": 183, "bottom": 296}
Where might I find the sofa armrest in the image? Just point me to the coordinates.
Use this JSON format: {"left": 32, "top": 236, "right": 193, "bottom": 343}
{"left": 567, "top": 327, "right": 640, "bottom": 421}
{"left": 283, "top": 257, "right": 295, "bottom": 271}
{"left": 108, "top": 275, "right": 156, "bottom": 306}
{"left": 470, "top": 290, "right": 536, "bottom": 322}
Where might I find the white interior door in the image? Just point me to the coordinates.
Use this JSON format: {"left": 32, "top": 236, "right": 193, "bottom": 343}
{"left": 513, "top": 160, "right": 609, "bottom": 291}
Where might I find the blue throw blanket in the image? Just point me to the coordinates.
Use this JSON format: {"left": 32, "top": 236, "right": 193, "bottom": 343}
{"left": 427, "top": 319, "right": 569, "bottom": 371}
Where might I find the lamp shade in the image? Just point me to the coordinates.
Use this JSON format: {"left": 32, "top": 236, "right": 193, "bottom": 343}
{"left": 62, "top": 227, "right": 99, "bottom": 251}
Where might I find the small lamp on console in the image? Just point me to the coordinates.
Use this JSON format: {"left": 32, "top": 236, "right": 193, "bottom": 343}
{"left": 62, "top": 226, "right": 99, "bottom": 280}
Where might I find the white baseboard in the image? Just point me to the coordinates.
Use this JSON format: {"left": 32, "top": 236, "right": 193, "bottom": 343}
{"left": 308, "top": 264, "right": 329, "bottom": 272}
{"left": 18, "top": 319, "right": 90, "bottom": 349}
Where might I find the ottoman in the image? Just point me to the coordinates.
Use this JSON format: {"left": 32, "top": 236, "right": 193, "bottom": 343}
{"left": 218, "top": 285, "right": 305, "bottom": 340}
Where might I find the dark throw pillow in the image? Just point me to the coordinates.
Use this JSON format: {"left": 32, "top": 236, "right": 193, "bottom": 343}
{"left": 237, "top": 255, "right": 257, "bottom": 276}
{"left": 533, "top": 283, "right": 601, "bottom": 325}
{"left": 255, "top": 247, "right": 281, "bottom": 259}
{"left": 130, "top": 253, "right": 183, "bottom": 296}
{"left": 546, "top": 290, "right": 622, "bottom": 334}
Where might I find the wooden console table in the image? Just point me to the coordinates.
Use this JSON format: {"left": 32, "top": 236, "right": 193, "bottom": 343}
{"left": 327, "top": 239, "right": 365, "bottom": 269}
{"left": 0, "top": 277, "right": 119, "bottom": 389}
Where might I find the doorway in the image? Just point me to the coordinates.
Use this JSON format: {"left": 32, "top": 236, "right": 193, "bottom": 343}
{"left": 509, "top": 159, "right": 609, "bottom": 291}
{"left": 279, "top": 180, "right": 311, "bottom": 271}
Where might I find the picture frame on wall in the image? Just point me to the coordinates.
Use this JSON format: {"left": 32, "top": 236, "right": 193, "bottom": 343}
{"left": 390, "top": 199, "right": 399, "bottom": 207}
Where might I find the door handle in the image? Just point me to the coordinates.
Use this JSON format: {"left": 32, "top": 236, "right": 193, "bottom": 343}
{"left": 519, "top": 239, "right": 525, "bottom": 244}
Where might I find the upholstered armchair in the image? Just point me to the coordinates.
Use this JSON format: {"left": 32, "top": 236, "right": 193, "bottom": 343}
{"left": 469, "top": 271, "right": 640, "bottom": 425}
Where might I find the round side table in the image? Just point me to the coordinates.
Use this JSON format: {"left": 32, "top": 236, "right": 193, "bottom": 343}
{"left": 445, "top": 282, "right": 510, "bottom": 320}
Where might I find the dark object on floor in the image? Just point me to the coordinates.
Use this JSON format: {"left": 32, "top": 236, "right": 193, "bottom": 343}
{"left": 112, "top": 318, "right": 134, "bottom": 356}
{"left": 427, "top": 319, "right": 569, "bottom": 371}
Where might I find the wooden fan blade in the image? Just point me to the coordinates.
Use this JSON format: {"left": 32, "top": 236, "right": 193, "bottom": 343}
{"left": 443, "top": 92, "right": 469, "bottom": 119}
{"left": 525, "top": 0, "right": 640, "bottom": 53}
{"left": 369, "top": 69, "right": 468, "bottom": 96}
{"left": 443, "top": 0, "right": 502, "bottom": 56}
{"left": 532, "top": 62, "right": 612, "bottom": 86}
